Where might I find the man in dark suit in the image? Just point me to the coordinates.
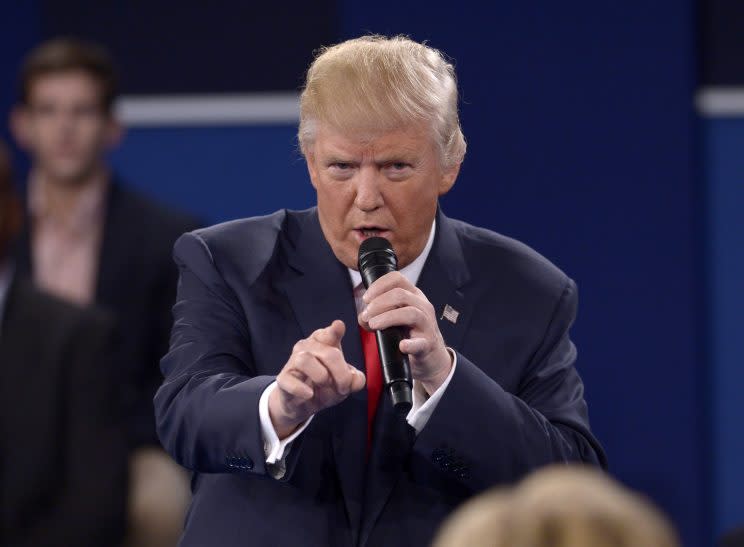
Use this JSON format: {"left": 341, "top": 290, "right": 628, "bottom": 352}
{"left": 155, "top": 35, "right": 606, "bottom": 547}
{"left": 10, "top": 38, "right": 200, "bottom": 545}
{"left": 0, "top": 140, "right": 127, "bottom": 546}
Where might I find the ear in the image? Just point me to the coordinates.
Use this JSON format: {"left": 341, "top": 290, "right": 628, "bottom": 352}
{"left": 438, "top": 162, "right": 461, "bottom": 196}
{"left": 9, "top": 106, "right": 31, "bottom": 150}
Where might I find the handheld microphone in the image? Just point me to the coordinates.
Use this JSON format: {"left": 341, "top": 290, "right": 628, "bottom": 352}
{"left": 358, "top": 237, "right": 413, "bottom": 414}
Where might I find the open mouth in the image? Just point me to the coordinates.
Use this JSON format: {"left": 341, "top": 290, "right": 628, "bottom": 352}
{"left": 354, "top": 227, "right": 389, "bottom": 240}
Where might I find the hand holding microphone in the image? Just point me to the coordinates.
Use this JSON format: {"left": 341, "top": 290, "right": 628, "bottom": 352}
{"left": 358, "top": 237, "right": 453, "bottom": 412}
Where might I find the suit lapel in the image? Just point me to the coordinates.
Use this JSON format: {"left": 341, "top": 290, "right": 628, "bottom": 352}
{"left": 11, "top": 216, "right": 32, "bottom": 279}
{"left": 359, "top": 208, "right": 473, "bottom": 546}
{"left": 277, "top": 210, "right": 368, "bottom": 541}
{"left": 416, "top": 210, "right": 472, "bottom": 354}
{"left": 0, "top": 280, "right": 39, "bottom": 445}
{"left": 95, "top": 181, "right": 134, "bottom": 307}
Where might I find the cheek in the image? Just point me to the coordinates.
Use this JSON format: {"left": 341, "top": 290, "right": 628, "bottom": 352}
{"left": 317, "top": 183, "right": 353, "bottom": 226}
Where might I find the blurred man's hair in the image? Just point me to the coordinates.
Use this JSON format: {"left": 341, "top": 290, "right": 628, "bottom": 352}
{"left": 18, "top": 37, "right": 118, "bottom": 112}
{"left": 299, "top": 34, "right": 466, "bottom": 169}
{"left": 0, "top": 141, "right": 22, "bottom": 261}
{"left": 433, "top": 465, "right": 679, "bottom": 547}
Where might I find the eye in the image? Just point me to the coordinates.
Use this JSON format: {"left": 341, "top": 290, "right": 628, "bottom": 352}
{"left": 383, "top": 161, "right": 413, "bottom": 180}
{"left": 326, "top": 161, "right": 356, "bottom": 180}
{"left": 73, "top": 104, "right": 100, "bottom": 117}
{"left": 34, "top": 103, "right": 56, "bottom": 116}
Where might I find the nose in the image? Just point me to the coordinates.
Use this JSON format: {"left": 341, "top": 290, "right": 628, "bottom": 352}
{"left": 353, "top": 167, "right": 384, "bottom": 212}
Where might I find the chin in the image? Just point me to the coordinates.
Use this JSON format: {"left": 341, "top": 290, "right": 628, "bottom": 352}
{"left": 48, "top": 163, "right": 95, "bottom": 185}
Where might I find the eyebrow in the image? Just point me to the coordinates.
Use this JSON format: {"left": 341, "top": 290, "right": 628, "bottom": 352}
{"left": 324, "top": 156, "right": 358, "bottom": 165}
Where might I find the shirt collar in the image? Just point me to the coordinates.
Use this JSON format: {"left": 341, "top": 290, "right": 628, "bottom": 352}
{"left": 348, "top": 219, "right": 436, "bottom": 290}
{"left": 28, "top": 171, "right": 109, "bottom": 236}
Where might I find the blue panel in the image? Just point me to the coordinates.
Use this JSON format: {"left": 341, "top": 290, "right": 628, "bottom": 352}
{"left": 109, "top": 125, "right": 315, "bottom": 224}
{"left": 705, "top": 118, "right": 744, "bottom": 536}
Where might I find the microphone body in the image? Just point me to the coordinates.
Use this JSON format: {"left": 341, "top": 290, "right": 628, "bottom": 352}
{"left": 358, "top": 237, "right": 413, "bottom": 414}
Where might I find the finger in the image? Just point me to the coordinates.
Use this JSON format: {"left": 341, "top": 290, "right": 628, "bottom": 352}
{"left": 277, "top": 373, "right": 314, "bottom": 401}
{"left": 306, "top": 339, "right": 365, "bottom": 397}
{"left": 293, "top": 351, "right": 331, "bottom": 387}
{"left": 362, "top": 287, "right": 421, "bottom": 322}
{"left": 349, "top": 367, "right": 366, "bottom": 392}
{"left": 399, "top": 337, "right": 429, "bottom": 355}
{"left": 302, "top": 339, "right": 350, "bottom": 391}
{"left": 362, "top": 271, "right": 413, "bottom": 303}
{"left": 367, "top": 306, "right": 425, "bottom": 332}
{"left": 312, "top": 319, "right": 346, "bottom": 347}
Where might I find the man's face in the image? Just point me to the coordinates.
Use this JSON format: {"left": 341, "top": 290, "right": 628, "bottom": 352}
{"left": 13, "top": 71, "right": 119, "bottom": 184}
{"left": 306, "top": 123, "right": 459, "bottom": 270}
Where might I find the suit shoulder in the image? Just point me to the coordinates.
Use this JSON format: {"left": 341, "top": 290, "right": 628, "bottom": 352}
{"left": 450, "top": 218, "right": 571, "bottom": 293}
{"left": 191, "top": 209, "right": 290, "bottom": 251}
{"left": 174, "top": 209, "right": 308, "bottom": 288}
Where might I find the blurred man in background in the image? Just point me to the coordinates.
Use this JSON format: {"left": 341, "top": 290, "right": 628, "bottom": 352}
{"left": 0, "top": 139, "right": 127, "bottom": 546}
{"left": 9, "top": 38, "right": 199, "bottom": 546}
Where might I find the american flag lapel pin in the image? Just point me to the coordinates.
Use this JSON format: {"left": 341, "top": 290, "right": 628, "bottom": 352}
{"left": 441, "top": 304, "right": 460, "bottom": 324}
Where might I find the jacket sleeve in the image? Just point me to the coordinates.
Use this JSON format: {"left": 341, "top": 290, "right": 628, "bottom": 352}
{"left": 130, "top": 216, "right": 203, "bottom": 448}
{"left": 154, "top": 232, "right": 279, "bottom": 477}
{"left": 411, "top": 278, "right": 606, "bottom": 495}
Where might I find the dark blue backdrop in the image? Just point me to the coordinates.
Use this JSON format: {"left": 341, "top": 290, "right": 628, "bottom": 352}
{"left": 1, "top": 2, "right": 728, "bottom": 546}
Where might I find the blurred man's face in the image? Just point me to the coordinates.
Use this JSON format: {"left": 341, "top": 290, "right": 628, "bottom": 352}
{"left": 306, "top": 123, "right": 459, "bottom": 270}
{"left": 13, "top": 71, "right": 119, "bottom": 185}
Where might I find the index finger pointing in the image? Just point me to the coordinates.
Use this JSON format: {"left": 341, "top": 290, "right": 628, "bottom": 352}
{"left": 312, "top": 319, "right": 346, "bottom": 347}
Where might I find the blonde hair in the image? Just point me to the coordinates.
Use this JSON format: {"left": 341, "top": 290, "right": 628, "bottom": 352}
{"left": 433, "top": 466, "right": 679, "bottom": 547}
{"left": 299, "top": 35, "right": 466, "bottom": 169}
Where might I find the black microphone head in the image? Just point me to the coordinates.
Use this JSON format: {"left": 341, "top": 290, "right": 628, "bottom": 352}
{"left": 358, "top": 237, "right": 398, "bottom": 289}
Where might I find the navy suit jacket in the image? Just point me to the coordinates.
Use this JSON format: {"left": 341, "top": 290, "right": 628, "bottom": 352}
{"left": 155, "top": 207, "right": 606, "bottom": 547}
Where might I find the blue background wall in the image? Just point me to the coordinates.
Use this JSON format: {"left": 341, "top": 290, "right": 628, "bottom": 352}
{"left": 3, "top": 2, "right": 742, "bottom": 546}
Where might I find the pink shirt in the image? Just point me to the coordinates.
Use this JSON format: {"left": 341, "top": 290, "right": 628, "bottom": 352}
{"left": 28, "top": 175, "right": 108, "bottom": 306}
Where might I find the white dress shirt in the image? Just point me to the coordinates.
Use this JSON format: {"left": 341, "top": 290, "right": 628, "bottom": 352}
{"left": 258, "top": 220, "right": 457, "bottom": 475}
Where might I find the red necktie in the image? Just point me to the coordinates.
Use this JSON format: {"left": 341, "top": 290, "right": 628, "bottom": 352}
{"left": 359, "top": 326, "right": 383, "bottom": 450}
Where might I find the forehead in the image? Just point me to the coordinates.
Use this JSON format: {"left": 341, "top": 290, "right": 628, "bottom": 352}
{"left": 312, "top": 123, "right": 436, "bottom": 158}
{"left": 27, "top": 70, "right": 102, "bottom": 103}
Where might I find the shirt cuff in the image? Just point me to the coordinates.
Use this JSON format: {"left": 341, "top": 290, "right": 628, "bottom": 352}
{"left": 406, "top": 347, "right": 457, "bottom": 433}
{"left": 258, "top": 381, "right": 314, "bottom": 465}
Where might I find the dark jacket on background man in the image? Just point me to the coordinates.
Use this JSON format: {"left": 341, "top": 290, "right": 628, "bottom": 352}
{"left": 0, "top": 276, "right": 127, "bottom": 546}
